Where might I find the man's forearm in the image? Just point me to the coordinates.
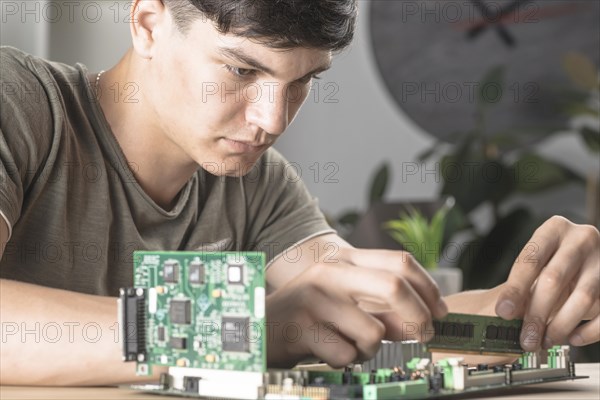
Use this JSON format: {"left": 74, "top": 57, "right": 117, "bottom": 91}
{"left": 0, "top": 279, "right": 164, "bottom": 386}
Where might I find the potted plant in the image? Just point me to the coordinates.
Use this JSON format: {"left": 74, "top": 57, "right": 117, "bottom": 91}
{"left": 382, "top": 198, "right": 463, "bottom": 295}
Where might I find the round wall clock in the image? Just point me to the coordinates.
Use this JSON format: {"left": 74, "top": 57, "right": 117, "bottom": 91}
{"left": 370, "top": 0, "right": 600, "bottom": 145}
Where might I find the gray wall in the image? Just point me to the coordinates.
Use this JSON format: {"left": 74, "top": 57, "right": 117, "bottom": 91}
{"left": 277, "top": 3, "right": 440, "bottom": 217}
{"left": 1, "top": 1, "right": 596, "bottom": 221}
{"left": 47, "top": 0, "right": 131, "bottom": 71}
{"left": 1, "top": 1, "right": 130, "bottom": 70}
{"left": 1, "top": 0, "right": 50, "bottom": 58}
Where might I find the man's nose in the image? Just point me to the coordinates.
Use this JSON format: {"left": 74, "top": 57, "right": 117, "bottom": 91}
{"left": 244, "top": 83, "right": 289, "bottom": 137}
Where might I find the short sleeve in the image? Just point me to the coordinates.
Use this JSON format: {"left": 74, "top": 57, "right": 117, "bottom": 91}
{"left": 243, "top": 148, "right": 336, "bottom": 265}
{"left": 0, "top": 47, "right": 55, "bottom": 235}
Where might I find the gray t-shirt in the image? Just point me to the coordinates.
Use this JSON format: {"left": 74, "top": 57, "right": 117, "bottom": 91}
{"left": 0, "top": 46, "right": 334, "bottom": 296}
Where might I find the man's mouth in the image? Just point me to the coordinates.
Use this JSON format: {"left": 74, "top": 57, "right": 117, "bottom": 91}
{"left": 222, "top": 138, "right": 269, "bottom": 153}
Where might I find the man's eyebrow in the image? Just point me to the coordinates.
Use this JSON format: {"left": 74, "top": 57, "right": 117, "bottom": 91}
{"left": 217, "top": 47, "right": 332, "bottom": 81}
{"left": 298, "top": 64, "right": 331, "bottom": 81}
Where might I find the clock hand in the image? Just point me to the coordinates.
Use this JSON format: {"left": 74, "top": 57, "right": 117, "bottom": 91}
{"left": 502, "top": 0, "right": 534, "bottom": 15}
{"left": 496, "top": 24, "right": 516, "bottom": 47}
{"left": 468, "top": 0, "right": 533, "bottom": 46}
{"left": 494, "top": 0, "right": 534, "bottom": 47}
{"left": 467, "top": 0, "right": 506, "bottom": 38}
{"left": 468, "top": 0, "right": 525, "bottom": 47}
{"left": 470, "top": 0, "right": 533, "bottom": 25}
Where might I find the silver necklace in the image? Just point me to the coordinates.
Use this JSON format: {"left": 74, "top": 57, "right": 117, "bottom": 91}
{"left": 93, "top": 70, "right": 137, "bottom": 183}
{"left": 95, "top": 70, "right": 105, "bottom": 93}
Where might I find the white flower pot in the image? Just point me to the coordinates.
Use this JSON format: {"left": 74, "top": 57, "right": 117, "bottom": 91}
{"left": 429, "top": 267, "right": 463, "bottom": 296}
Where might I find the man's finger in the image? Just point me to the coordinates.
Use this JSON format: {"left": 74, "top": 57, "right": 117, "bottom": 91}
{"left": 308, "top": 331, "right": 358, "bottom": 369}
{"left": 519, "top": 242, "right": 583, "bottom": 351}
{"left": 546, "top": 297, "right": 599, "bottom": 349}
{"left": 309, "top": 263, "right": 435, "bottom": 341}
{"left": 495, "top": 218, "right": 566, "bottom": 319}
{"left": 344, "top": 249, "right": 448, "bottom": 318}
{"left": 308, "top": 298, "right": 386, "bottom": 362}
{"left": 569, "top": 314, "right": 600, "bottom": 347}
{"left": 544, "top": 255, "right": 600, "bottom": 346}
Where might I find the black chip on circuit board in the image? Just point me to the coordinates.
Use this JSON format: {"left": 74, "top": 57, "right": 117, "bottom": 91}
{"left": 170, "top": 336, "right": 187, "bottom": 350}
{"left": 222, "top": 316, "right": 250, "bottom": 352}
{"left": 163, "top": 260, "right": 179, "bottom": 283}
{"left": 189, "top": 261, "right": 205, "bottom": 284}
{"left": 170, "top": 299, "right": 192, "bottom": 325}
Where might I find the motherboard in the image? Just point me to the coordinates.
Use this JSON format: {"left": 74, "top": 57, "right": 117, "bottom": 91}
{"left": 119, "top": 251, "right": 586, "bottom": 399}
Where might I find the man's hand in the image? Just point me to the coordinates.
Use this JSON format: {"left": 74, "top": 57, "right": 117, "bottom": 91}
{"left": 266, "top": 243, "right": 448, "bottom": 368}
{"left": 495, "top": 216, "right": 600, "bottom": 351}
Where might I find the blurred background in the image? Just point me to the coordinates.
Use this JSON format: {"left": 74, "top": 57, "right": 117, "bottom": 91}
{"left": 2, "top": 0, "right": 599, "bottom": 358}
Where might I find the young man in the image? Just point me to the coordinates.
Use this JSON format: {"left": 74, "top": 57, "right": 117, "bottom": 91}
{"left": 1, "top": 0, "right": 598, "bottom": 386}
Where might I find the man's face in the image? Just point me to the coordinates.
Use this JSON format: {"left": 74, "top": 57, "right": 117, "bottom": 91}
{"left": 145, "top": 12, "right": 332, "bottom": 176}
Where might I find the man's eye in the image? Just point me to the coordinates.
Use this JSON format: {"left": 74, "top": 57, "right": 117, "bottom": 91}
{"left": 298, "top": 74, "right": 322, "bottom": 85}
{"left": 225, "top": 65, "right": 256, "bottom": 78}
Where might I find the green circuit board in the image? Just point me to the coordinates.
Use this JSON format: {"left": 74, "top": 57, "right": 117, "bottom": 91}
{"left": 120, "top": 251, "right": 266, "bottom": 374}
{"left": 120, "top": 251, "right": 585, "bottom": 399}
{"left": 426, "top": 313, "right": 524, "bottom": 355}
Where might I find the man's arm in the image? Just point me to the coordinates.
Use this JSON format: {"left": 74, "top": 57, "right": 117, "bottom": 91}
{"left": 267, "top": 218, "right": 599, "bottom": 366}
{"left": 0, "top": 217, "right": 165, "bottom": 386}
{"left": 265, "top": 233, "right": 448, "bottom": 368}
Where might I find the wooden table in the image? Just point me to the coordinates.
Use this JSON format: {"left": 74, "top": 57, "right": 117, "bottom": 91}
{"left": 1, "top": 364, "right": 598, "bottom": 399}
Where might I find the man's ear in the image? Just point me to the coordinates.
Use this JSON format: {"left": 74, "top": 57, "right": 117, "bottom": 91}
{"left": 130, "top": 0, "right": 166, "bottom": 60}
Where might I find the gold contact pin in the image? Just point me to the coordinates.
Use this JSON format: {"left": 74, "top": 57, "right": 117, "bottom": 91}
{"left": 205, "top": 354, "right": 216, "bottom": 363}
{"left": 427, "top": 347, "right": 523, "bottom": 357}
{"left": 176, "top": 358, "right": 189, "bottom": 367}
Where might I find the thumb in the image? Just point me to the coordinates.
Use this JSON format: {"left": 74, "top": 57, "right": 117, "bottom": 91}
{"left": 495, "top": 283, "right": 529, "bottom": 320}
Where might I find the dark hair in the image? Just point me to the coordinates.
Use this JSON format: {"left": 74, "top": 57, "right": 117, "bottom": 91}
{"left": 164, "top": 0, "right": 358, "bottom": 51}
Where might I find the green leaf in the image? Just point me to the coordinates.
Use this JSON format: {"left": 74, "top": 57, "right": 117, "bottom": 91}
{"left": 512, "top": 153, "right": 585, "bottom": 193}
{"left": 337, "top": 211, "right": 360, "bottom": 226}
{"left": 487, "top": 132, "right": 523, "bottom": 148}
{"left": 417, "top": 146, "right": 438, "bottom": 162}
{"left": 447, "top": 131, "right": 472, "bottom": 142}
{"left": 555, "top": 86, "right": 592, "bottom": 106}
{"left": 490, "top": 126, "right": 568, "bottom": 149}
{"left": 580, "top": 127, "right": 600, "bottom": 153}
{"left": 383, "top": 206, "right": 449, "bottom": 270}
{"left": 563, "top": 52, "right": 600, "bottom": 91}
{"left": 441, "top": 205, "right": 471, "bottom": 248}
{"left": 388, "top": 231, "right": 411, "bottom": 247}
{"left": 459, "top": 208, "right": 540, "bottom": 289}
{"left": 478, "top": 66, "right": 506, "bottom": 105}
{"left": 369, "top": 163, "right": 390, "bottom": 205}
{"left": 430, "top": 207, "right": 447, "bottom": 246}
{"left": 441, "top": 155, "right": 515, "bottom": 214}
{"left": 564, "top": 103, "right": 600, "bottom": 118}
